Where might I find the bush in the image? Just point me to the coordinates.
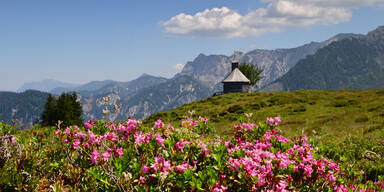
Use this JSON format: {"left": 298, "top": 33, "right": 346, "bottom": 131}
{"left": 1, "top": 116, "right": 383, "bottom": 191}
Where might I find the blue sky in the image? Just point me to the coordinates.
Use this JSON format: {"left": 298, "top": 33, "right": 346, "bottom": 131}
{"left": 1, "top": 0, "right": 383, "bottom": 91}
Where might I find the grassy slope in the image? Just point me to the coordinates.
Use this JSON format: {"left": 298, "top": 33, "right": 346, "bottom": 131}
{"left": 145, "top": 90, "right": 384, "bottom": 144}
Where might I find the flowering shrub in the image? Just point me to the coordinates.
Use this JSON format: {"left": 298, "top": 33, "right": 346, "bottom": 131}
{"left": 50, "top": 116, "right": 382, "bottom": 191}
{"left": 1, "top": 117, "right": 383, "bottom": 191}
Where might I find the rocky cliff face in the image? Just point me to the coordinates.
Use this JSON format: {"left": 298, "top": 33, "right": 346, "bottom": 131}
{"left": 81, "top": 75, "right": 211, "bottom": 121}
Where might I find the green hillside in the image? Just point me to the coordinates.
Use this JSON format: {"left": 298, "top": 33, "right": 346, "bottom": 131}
{"left": 145, "top": 89, "right": 384, "bottom": 144}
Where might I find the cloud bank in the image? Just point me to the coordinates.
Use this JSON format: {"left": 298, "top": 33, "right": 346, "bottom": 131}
{"left": 173, "top": 63, "right": 185, "bottom": 71}
{"left": 161, "top": 0, "right": 383, "bottom": 38}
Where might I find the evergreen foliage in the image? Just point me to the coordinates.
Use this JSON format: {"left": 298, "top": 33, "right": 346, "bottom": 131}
{"left": 238, "top": 63, "right": 263, "bottom": 88}
{"left": 42, "top": 92, "right": 83, "bottom": 128}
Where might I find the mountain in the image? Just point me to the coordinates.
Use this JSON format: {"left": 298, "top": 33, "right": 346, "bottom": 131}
{"left": 17, "top": 79, "right": 79, "bottom": 93}
{"left": 81, "top": 75, "right": 211, "bottom": 121}
{"left": 51, "top": 80, "right": 117, "bottom": 95}
{"left": 179, "top": 34, "right": 362, "bottom": 89}
{"left": 0, "top": 90, "right": 50, "bottom": 128}
{"left": 262, "top": 26, "right": 384, "bottom": 91}
{"left": 6, "top": 27, "right": 382, "bottom": 128}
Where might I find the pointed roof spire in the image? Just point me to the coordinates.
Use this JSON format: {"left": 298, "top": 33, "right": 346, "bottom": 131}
{"left": 222, "top": 68, "right": 250, "bottom": 83}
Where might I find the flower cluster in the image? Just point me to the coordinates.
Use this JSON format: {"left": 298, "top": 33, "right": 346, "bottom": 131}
{"left": 54, "top": 116, "right": 383, "bottom": 191}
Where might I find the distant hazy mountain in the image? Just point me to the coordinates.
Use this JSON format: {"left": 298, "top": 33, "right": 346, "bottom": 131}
{"left": 179, "top": 33, "right": 362, "bottom": 89}
{"left": 51, "top": 80, "right": 117, "bottom": 95}
{"left": 0, "top": 90, "right": 49, "bottom": 129}
{"left": 17, "top": 79, "right": 79, "bottom": 93}
{"left": 262, "top": 26, "right": 384, "bottom": 91}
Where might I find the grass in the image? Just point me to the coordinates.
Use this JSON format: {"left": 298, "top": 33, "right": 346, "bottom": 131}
{"left": 144, "top": 89, "right": 384, "bottom": 144}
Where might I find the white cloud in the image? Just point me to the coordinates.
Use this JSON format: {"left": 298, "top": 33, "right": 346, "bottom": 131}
{"left": 161, "top": 0, "right": 384, "bottom": 38}
{"left": 173, "top": 63, "right": 184, "bottom": 71}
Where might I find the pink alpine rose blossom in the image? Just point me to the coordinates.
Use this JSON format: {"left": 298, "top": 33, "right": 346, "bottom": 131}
{"left": 91, "top": 150, "right": 99, "bottom": 164}
{"left": 102, "top": 152, "right": 112, "bottom": 161}
{"left": 154, "top": 119, "right": 164, "bottom": 129}
{"left": 116, "top": 147, "right": 124, "bottom": 157}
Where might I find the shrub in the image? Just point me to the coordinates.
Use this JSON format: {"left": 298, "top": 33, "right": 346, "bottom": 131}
{"left": 1, "top": 116, "right": 383, "bottom": 191}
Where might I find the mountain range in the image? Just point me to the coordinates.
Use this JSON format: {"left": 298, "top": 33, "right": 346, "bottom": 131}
{"left": 3, "top": 26, "right": 384, "bottom": 128}
{"left": 17, "top": 79, "right": 79, "bottom": 93}
{"left": 262, "top": 26, "right": 384, "bottom": 91}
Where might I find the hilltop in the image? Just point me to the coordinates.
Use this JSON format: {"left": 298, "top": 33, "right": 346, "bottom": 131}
{"left": 145, "top": 89, "right": 384, "bottom": 144}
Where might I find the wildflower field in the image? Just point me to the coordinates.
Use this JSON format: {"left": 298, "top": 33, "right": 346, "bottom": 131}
{"left": 1, "top": 115, "right": 383, "bottom": 191}
{"left": 1, "top": 90, "right": 384, "bottom": 191}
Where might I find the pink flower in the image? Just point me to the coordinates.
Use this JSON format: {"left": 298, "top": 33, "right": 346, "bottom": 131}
{"left": 175, "top": 162, "right": 192, "bottom": 172}
{"left": 304, "top": 164, "right": 313, "bottom": 176}
{"left": 65, "top": 127, "right": 71, "bottom": 135}
{"left": 154, "top": 156, "right": 164, "bottom": 163}
{"left": 266, "top": 117, "right": 274, "bottom": 125}
{"left": 154, "top": 119, "right": 164, "bottom": 129}
{"left": 76, "top": 132, "right": 87, "bottom": 139}
{"left": 72, "top": 139, "right": 81, "bottom": 149}
{"left": 139, "top": 176, "right": 146, "bottom": 184}
{"left": 87, "top": 130, "right": 96, "bottom": 145}
{"left": 167, "top": 123, "right": 175, "bottom": 130}
{"left": 134, "top": 132, "right": 146, "bottom": 145}
{"left": 154, "top": 133, "right": 165, "bottom": 148}
{"left": 241, "top": 123, "right": 254, "bottom": 132}
{"left": 266, "top": 116, "right": 281, "bottom": 126}
{"left": 276, "top": 179, "right": 287, "bottom": 192}
{"left": 84, "top": 123, "right": 92, "bottom": 129}
{"left": 104, "top": 132, "right": 117, "bottom": 141}
{"left": 54, "top": 129, "right": 61, "bottom": 136}
{"left": 142, "top": 165, "right": 150, "bottom": 173}
{"left": 73, "top": 125, "right": 80, "bottom": 131}
{"left": 213, "top": 184, "right": 228, "bottom": 192}
{"left": 116, "top": 147, "right": 124, "bottom": 157}
{"left": 91, "top": 150, "right": 99, "bottom": 164}
{"left": 274, "top": 116, "right": 281, "bottom": 125}
{"left": 102, "top": 152, "right": 112, "bottom": 161}
{"left": 199, "top": 142, "right": 210, "bottom": 156}
{"left": 175, "top": 139, "right": 187, "bottom": 152}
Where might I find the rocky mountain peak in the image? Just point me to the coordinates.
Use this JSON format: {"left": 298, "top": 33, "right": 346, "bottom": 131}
{"left": 367, "top": 26, "right": 384, "bottom": 42}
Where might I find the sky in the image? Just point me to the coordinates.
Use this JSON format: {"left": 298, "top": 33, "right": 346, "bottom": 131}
{"left": 1, "top": 0, "right": 384, "bottom": 91}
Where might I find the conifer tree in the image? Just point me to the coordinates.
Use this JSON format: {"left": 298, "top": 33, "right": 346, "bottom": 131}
{"left": 41, "top": 92, "right": 83, "bottom": 128}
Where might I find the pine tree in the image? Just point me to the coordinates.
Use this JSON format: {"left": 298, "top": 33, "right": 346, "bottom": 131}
{"left": 42, "top": 94, "right": 57, "bottom": 126}
{"left": 41, "top": 92, "right": 83, "bottom": 128}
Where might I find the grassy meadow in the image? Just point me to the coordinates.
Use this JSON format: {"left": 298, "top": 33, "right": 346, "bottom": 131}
{"left": 145, "top": 89, "right": 384, "bottom": 144}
